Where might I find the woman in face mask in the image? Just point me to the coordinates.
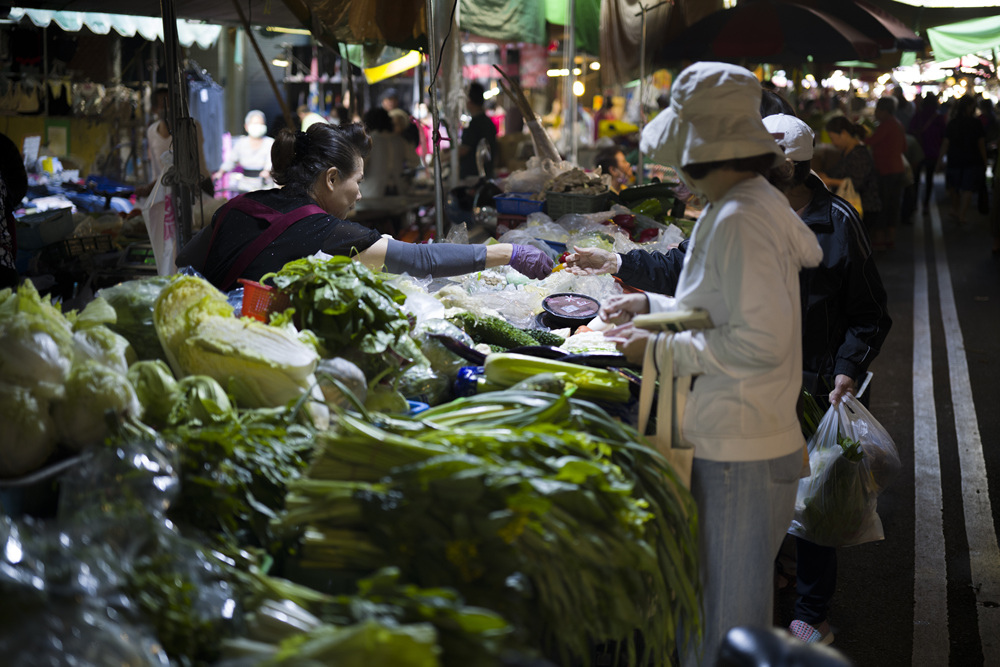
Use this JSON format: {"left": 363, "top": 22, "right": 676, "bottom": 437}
{"left": 215, "top": 110, "right": 275, "bottom": 187}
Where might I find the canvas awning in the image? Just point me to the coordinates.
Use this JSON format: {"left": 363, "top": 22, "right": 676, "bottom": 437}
{"left": 926, "top": 15, "right": 1000, "bottom": 60}
{"left": 8, "top": 7, "right": 222, "bottom": 47}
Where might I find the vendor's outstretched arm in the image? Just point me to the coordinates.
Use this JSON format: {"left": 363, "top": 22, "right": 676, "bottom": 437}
{"left": 354, "top": 238, "right": 546, "bottom": 278}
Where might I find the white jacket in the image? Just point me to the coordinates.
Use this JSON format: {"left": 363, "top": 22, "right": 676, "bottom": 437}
{"left": 648, "top": 175, "right": 823, "bottom": 462}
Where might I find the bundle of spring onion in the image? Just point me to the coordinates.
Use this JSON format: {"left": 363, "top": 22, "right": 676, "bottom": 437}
{"left": 275, "top": 389, "right": 700, "bottom": 666}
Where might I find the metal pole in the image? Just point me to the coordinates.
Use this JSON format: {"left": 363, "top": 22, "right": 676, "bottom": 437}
{"left": 159, "top": 0, "right": 195, "bottom": 248}
{"left": 565, "top": 0, "right": 577, "bottom": 165}
{"left": 230, "top": 0, "right": 296, "bottom": 130}
{"left": 426, "top": 0, "right": 446, "bottom": 240}
{"left": 638, "top": 6, "right": 646, "bottom": 185}
{"left": 635, "top": 1, "right": 671, "bottom": 185}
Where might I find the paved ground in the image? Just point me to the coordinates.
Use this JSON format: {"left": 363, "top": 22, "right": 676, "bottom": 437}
{"left": 774, "top": 174, "right": 1000, "bottom": 667}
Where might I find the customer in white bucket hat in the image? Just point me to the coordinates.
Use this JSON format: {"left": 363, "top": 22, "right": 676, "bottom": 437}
{"left": 600, "top": 62, "right": 824, "bottom": 665}
{"left": 567, "top": 106, "right": 892, "bottom": 651}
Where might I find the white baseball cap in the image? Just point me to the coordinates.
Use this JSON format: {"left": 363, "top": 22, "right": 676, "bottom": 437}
{"left": 762, "top": 113, "right": 815, "bottom": 162}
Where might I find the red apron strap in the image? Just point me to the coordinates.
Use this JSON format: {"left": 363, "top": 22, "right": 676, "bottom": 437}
{"left": 219, "top": 199, "right": 326, "bottom": 290}
{"left": 203, "top": 194, "right": 277, "bottom": 264}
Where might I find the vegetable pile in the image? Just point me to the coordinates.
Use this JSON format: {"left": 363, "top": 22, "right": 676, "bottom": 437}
{"left": 0, "top": 281, "right": 139, "bottom": 476}
{"left": 276, "top": 389, "right": 701, "bottom": 665}
{"left": 2, "top": 256, "right": 704, "bottom": 666}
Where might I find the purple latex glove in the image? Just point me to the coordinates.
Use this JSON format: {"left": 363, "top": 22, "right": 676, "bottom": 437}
{"left": 509, "top": 244, "right": 554, "bottom": 279}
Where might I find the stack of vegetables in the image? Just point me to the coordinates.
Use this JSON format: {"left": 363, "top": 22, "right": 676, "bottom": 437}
{"left": 275, "top": 389, "right": 701, "bottom": 665}
{"left": 0, "top": 281, "right": 139, "bottom": 476}
{"left": 1, "top": 263, "right": 703, "bottom": 666}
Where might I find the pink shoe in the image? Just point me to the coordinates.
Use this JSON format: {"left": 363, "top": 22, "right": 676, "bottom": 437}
{"left": 789, "top": 619, "right": 834, "bottom": 645}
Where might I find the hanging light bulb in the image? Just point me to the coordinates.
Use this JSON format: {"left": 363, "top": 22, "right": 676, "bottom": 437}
{"left": 573, "top": 80, "right": 585, "bottom": 97}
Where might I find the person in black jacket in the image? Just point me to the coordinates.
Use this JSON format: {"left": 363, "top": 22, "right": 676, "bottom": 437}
{"left": 567, "top": 113, "right": 892, "bottom": 645}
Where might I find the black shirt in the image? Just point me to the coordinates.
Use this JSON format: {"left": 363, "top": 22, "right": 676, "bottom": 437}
{"left": 201, "top": 188, "right": 381, "bottom": 290}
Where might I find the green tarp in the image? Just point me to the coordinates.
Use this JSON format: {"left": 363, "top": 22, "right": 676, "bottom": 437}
{"left": 544, "top": 0, "right": 601, "bottom": 55}
{"left": 927, "top": 15, "right": 1000, "bottom": 60}
{"left": 456, "top": 0, "right": 600, "bottom": 53}
{"left": 459, "top": 0, "right": 547, "bottom": 45}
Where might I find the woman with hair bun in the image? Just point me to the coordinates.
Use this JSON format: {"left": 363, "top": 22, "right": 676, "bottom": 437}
{"left": 819, "top": 116, "right": 882, "bottom": 238}
{"left": 178, "top": 122, "right": 552, "bottom": 291}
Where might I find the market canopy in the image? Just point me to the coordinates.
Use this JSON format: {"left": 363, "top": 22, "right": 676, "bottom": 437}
{"left": 926, "top": 15, "right": 1000, "bottom": 60}
{"left": 7, "top": 7, "right": 221, "bottom": 48}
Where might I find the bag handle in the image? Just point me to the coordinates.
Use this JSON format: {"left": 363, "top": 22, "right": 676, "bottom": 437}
{"left": 637, "top": 332, "right": 666, "bottom": 436}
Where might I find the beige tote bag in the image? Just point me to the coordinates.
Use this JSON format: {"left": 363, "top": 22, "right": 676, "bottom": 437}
{"left": 637, "top": 332, "right": 695, "bottom": 489}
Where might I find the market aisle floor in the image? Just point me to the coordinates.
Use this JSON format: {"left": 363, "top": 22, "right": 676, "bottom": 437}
{"left": 775, "top": 175, "right": 1000, "bottom": 667}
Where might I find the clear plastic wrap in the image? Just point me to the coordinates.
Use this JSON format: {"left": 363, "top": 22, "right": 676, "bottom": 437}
{"left": 0, "top": 418, "right": 245, "bottom": 665}
{"left": 502, "top": 156, "right": 574, "bottom": 195}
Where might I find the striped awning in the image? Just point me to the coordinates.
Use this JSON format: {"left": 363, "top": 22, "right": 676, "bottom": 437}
{"left": 8, "top": 7, "right": 222, "bottom": 49}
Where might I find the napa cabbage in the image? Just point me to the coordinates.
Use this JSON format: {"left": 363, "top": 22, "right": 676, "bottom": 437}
{"left": 0, "top": 384, "right": 58, "bottom": 477}
{"left": 52, "top": 359, "right": 142, "bottom": 450}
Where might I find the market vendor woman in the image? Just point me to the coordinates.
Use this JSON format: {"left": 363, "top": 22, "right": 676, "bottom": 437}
{"left": 178, "top": 122, "right": 552, "bottom": 290}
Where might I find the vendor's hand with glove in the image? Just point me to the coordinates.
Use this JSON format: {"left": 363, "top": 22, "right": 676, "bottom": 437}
{"left": 564, "top": 246, "right": 618, "bottom": 276}
{"left": 509, "top": 244, "right": 555, "bottom": 279}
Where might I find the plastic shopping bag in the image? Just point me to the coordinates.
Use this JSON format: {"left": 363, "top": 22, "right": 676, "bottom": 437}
{"left": 788, "top": 402, "right": 883, "bottom": 547}
{"left": 838, "top": 393, "right": 901, "bottom": 495}
{"left": 836, "top": 177, "right": 864, "bottom": 219}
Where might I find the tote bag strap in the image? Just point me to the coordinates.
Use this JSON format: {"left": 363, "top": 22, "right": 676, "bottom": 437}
{"left": 637, "top": 332, "right": 677, "bottom": 453}
{"left": 638, "top": 332, "right": 669, "bottom": 437}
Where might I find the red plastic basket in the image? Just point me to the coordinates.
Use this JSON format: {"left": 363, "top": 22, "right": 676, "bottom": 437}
{"left": 238, "top": 279, "right": 290, "bottom": 322}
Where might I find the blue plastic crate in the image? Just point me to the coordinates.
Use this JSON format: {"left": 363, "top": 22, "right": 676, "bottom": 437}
{"left": 494, "top": 192, "right": 545, "bottom": 217}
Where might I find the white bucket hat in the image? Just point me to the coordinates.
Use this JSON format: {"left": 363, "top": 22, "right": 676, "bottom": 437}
{"left": 640, "top": 62, "right": 783, "bottom": 170}
{"left": 762, "top": 113, "right": 815, "bottom": 162}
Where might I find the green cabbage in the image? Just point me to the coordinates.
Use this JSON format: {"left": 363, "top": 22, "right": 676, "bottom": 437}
{"left": 0, "top": 384, "right": 58, "bottom": 477}
{"left": 168, "top": 375, "right": 235, "bottom": 427}
{"left": 51, "top": 359, "right": 142, "bottom": 451}
{"left": 128, "top": 360, "right": 180, "bottom": 428}
{"left": 0, "top": 282, "right": 75, "bottom": 398}
{"left": 73, "top": 327, "right": 136, "bottom": 375}
{"left": 97, "top": 276, "right": 172, "bottom": 361}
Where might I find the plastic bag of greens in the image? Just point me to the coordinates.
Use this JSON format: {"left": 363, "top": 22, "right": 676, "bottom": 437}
{"left": 788, "top": 404, "right": 883, "bottom": 547}
{"left": 838, "top": 393, "right": 900, "bottom": 495}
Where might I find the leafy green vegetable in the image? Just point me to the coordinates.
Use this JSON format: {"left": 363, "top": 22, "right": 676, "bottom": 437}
{"left": 168, "top": 375, "right": 236, "bottom": 427}
{"left": 265, "top": 256, "right": 413, "bottom": 383}
{"left": 794, "top": 403, "right": 876, "bottom": 547}
{"left": 162, "top": 406, "right": 316, "bottom": 549}
{"left": 0, "top": 383, "right": 57, "bottom": 476}
{"left": 128, "top": 359, "right": 179, "bottom": 428}
{"left": 51, "top": 359, "right": 141, "bottom": 451}
{"left": 72, "top": 326, "right": 135, "bottom": 375}
{"left": 97, "top": 276, "right": 172, "bottom": 361}
{"left": 0, "top": 281, "right": 74, "bottom": 398}
{"left": 277, "top": 390, "right": 700, "bottom": 666}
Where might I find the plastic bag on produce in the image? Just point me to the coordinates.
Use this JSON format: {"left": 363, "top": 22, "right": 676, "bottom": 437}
{"left": 788, "top": 403, "right": 884, "bottom": 547}
{"left": 0, "top": 515, "right": 169, "bottom": 667}
{"left": 443, "top": 222, "right": 470, "bottom": 245}
{"left": 415, "top": 318, "right": 475, "bottom": 381}
{"left": 520, "top": 216, "right": 570, "bottom": 242}
{"left": 837, "top": 393, "right": 900, "bottom": 494}
{"left": 502, "top": 156, "right": 573, "bottom": 194}
{"left": 58, "top": 419, "right": 179, "bottom": 521}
